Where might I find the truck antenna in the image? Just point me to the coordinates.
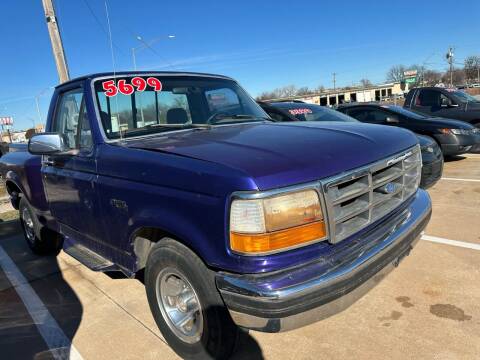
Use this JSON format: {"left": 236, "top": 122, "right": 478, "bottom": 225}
{"left": 104, "top": 0, "right": 122, "bottom": 140}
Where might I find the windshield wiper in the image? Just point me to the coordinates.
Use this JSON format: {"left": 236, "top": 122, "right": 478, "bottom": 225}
{"left": 208, "top": 114, "right": 274, "bottom": 124}
{"left": 120, "top": 123, "right": 211, "bottom": 137}
{"left": 145, "top": 123, "right": 212, "bottom": 130}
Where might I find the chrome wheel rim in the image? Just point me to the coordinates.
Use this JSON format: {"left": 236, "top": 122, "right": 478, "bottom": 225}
{"left": 21, "top": 207, "right": 35, "bottom": 244}
{"left": 156, "top": 268, "right": 203, "bottom": 344}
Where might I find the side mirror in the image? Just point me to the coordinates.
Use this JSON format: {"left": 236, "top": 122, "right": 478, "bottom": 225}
{"left": 28, "top": 133, "right": 67, "bottom": 155}
{"left": 385, "top": 116, "right": 399, "bottom": 123}
{"left": 440, "top": 97, "right": 458, "bottom": 108}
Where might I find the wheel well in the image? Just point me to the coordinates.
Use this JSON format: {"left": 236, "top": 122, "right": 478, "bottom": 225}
{"left": 5, "top": 181, "right": 22, "bottom": 209}
{"left": 132, "top": 227, "right": 180, "bottom": 271}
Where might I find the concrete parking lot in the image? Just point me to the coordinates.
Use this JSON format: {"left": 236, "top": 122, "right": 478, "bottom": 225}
{"left": 0, "top": 155, "right": 479, "bottom": 360}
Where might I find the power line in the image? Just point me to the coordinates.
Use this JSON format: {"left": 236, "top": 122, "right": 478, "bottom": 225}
{"left": 134, "top": 36, "right": 176, "bottom": 70}
{"left": 81, "top": 0, "right": 128, "bottom": 56}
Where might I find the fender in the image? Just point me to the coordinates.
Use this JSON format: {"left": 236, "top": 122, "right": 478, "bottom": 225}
{"left": 5, "top": 171, "right": 29, "bottom": 205}
{"left": 126, "top": 202, "right": 223, "bottom": 273}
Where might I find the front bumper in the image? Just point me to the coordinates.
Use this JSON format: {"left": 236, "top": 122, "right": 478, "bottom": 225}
{"left": 420, "top": 157, "right": 444, "bottom": 189}
{"left": 216, "top": 190, "right": 431, "bottom": 332}
{"left": 438, "top": 134, "right": 477, "bottom": 156}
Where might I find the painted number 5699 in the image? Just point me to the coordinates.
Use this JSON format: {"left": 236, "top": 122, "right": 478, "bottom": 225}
{"left": 102, "top": 77, "right": 163, "bottom": 97}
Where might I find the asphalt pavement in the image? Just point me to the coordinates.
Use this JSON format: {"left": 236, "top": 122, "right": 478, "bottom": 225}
{"left": 0, "top": 154, "right": 479, "bottom": 360}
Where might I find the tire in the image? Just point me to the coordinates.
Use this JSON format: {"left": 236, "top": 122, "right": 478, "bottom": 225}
{"left": 19, "top": 197, "right": 62, "bottom": 255}
{"left": 145, "top": 238, "right": 239, "bottom": 360}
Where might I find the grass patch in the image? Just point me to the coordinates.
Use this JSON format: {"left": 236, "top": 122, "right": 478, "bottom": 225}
{"left": 0, "top": 210, "right": 18, "bottom": 222}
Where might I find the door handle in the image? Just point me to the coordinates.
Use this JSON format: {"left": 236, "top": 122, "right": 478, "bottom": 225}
{"left": 42, "top": 159, "right": 56, "bottom": 166}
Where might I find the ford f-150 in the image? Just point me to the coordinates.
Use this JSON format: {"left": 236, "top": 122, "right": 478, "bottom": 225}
{"left": 0, "top": 72, "right": 432, "bottom": 359}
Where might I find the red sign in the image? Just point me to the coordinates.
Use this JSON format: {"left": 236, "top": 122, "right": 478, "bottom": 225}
{"left": 0, "top": 117, "right": 13, "bottom": 125}
{"left": 102, "top": 77, "right": 163, "bottom": 97}
{"left": 288, "top": 108, "right": 313, "bottom": 115}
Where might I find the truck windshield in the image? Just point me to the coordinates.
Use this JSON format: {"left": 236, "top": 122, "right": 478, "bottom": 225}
{"left": 94, "top": 75, "right": 269, "bottom": 139}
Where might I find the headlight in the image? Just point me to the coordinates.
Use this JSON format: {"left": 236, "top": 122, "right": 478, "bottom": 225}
{"left": 230, "top": 189, "right": 326, "bottom": 254}
{"left": 448, "top": 128, "right": 471, "bottom": 135}
{"left": 421, "top": 145, "right": 434, "bottom": 153}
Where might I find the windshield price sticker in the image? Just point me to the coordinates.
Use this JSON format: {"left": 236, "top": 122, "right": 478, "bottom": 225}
{"left": 289, "top": 108, "right": 313, "bottom": 115}
{"left": 102, "top": 77, "right": 163, "bottom": 97}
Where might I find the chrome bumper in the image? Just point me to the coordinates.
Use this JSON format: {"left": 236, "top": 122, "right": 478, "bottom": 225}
{"left": 216, "top": 189, "right": 432, "bottom": 332}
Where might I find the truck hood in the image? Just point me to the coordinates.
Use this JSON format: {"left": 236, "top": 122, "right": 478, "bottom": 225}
{"left": 124, "top": 122, "right": 417, "bottom": 190}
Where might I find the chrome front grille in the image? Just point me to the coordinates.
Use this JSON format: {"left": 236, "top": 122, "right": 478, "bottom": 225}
{"left": 323, "top": 146, "right": 422, "bottom": 243}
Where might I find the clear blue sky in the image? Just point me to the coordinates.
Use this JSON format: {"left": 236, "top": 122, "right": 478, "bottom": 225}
{"left": 1, "top": 0, "right": 479, "bottom": 130}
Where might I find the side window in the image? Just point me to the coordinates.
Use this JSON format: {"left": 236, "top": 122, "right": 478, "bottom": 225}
{"left": 346, "top": 109, "right": 369, "bottom": 122}
{"left": 53, "top": 89, "right": 83, "bottom": 149}
{"left": 417, "top": 90, "right": 441, "bottom": 106}
{"left": 440, "top": 93, "right": 455, "bottom": 106}
{"left": 78, "top": 104, "right": 93, "bottom": 150}
{"left": 53, "top": 88, "right": 93, "bottom": 150}
{"left": 365, "top": 110, "right": 389, "bottom": 124}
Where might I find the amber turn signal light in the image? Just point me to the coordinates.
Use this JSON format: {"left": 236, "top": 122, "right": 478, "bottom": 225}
{"left": 230, "top": 220, "right": 326, "bottom": 254}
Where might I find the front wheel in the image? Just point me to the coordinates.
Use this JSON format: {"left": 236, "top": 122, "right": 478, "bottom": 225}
{"left": 19, "top": 197, "right": 62, "bottom": 255}
{"left": 145, "top": 239, "right": 239, "bottom": 359}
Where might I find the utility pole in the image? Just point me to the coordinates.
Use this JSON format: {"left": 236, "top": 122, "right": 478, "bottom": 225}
{"left": 332, "top": 73, "right": 337, "bottom": 91}
{"left": 41, "top": 0, "right": 70, "bottom": 83}
{"left": 446, "top": 47, "right": 454, "bottom": 87}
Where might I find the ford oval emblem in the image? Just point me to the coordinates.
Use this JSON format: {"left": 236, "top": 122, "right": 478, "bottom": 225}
{"left": 385, "top": 182, "right": 396, "bottom": 194}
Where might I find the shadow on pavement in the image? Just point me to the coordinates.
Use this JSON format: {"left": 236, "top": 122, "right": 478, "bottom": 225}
{"left": 231, "top": 329, "right": 264, "bottom": 359}
{"left": 0, "top": 220, "right": 83, "bottom": 359}
{"left": 444, "top": 155, "right": 467, "bottom": 162}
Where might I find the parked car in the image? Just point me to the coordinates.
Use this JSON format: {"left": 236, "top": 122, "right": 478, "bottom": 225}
{"left": 337, "top": 103, "right": 479, "bottom": 156}
{"left": 260, "top": 101, "right": 443, "bottom": 189}
{"left": 404, "top": 87, "right": 480, "bottom": 128}
{"left": 0, "top": 72, "right": 431, "bottom": 359}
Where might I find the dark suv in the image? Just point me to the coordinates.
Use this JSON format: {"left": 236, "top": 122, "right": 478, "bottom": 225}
{"left": 404, "top": 87, "right": 480, "bottom": 127}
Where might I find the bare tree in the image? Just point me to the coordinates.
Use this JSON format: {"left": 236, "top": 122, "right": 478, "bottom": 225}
{"left": 464, "top": 55, "right": 480, "bottom": 83}
{"left": 441, "top": 69, "right": 465, "bottom": 85}
{"left": 360, "top": 79, "right": 372, "bottom": 87}
{"left": 422, "top": 70, "right": 442, "bottom": 86}
{"left": 386, "top": 65, "right": 406, "bottom": 82}
{"left": 296, "top": 86, "right": 313, "bottom": 96}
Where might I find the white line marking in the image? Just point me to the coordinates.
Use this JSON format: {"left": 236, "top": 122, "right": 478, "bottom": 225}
{"left": 441, "top": 177, "right": 480, "bottom": 182}
{"left": 462, "top": 154, "right": 480, "bottom": 158}
{"left": 0, "top": 246, "right": 83, "bottom": 360}
{"left": 421, "top": 235, "right": 480, "bottom": 251}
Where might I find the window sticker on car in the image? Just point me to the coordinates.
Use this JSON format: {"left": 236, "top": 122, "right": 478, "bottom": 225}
{"left": 289, "top": 108, "right": 313, "bottom": 115}
{"left": 102, "top": 77, "right": 163, "bottom": 97}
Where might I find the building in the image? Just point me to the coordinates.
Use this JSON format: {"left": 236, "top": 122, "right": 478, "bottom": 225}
{"left": 268, "top": 82, "right": 407, "bottom": 106}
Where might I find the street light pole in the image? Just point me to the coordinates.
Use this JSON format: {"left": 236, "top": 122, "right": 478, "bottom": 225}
{"left": 130, "top": 35, "right": 175, "bottom": 70}
{"left": 34, "top": 97, "right": 41, "bottom": 126}
{"left": 132, "top": 48, "right": 137, "bottom": 70}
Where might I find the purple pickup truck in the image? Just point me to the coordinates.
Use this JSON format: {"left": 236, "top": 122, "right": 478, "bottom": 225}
{"left": 0, "top": 72, "right": 431, "bottom": 359}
